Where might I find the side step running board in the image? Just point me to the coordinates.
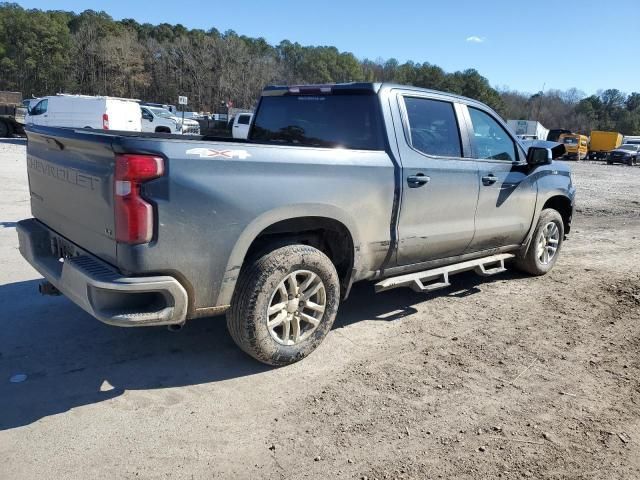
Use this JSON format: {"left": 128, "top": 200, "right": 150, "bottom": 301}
{"left": 375, "top": 253, "right": 515, "bottom": 294}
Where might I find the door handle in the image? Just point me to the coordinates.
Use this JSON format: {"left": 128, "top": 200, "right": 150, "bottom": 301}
{"left": 482, "top": 174, "right": 497, "bottom": 186}
{"left": 407, "top": 174, "right": 430, "bottom": 188}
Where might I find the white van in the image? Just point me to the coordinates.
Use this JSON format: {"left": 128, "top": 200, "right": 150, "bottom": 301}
{"left": 232, "top": 112, "right": 253, "bottom": 139}
{"left": 26, "top": 94, "right": 142, "bottom": 131}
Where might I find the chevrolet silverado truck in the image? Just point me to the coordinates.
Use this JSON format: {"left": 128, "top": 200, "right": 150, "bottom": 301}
{"left": 17, "top": 83, "right": 575, "bottom": 366}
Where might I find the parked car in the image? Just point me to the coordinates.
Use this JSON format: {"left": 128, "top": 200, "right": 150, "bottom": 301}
{"left": 140, "top": 106, "right": 200, "bottom": 135}
{"left": 25, "top": 94, "right": 142, "bottom": 131}
{"left": 180, "top": 111, "right": 205, "bottom": 120}
{"left": 140, "top": 102, "right": 178, "bottom": 114}
{"left": 622, "top": 135, "right": 640, "bottom": 146}
{"left": 588, "top": 131, "right": 623, "bottom": 160}
{"left": 231, "top": 112, "right": 253, "bottom": 139}
{"left": 18, "top": 82, "right": 574, "bottom": 366}
{"left": 140, "top": 106, "right": 181, "bottom": 134}
{"left": 559, "top": 133, "right": 589, "bottom": 160}
{"left": 607, "top": 144, "right": 640, "bottom": 165}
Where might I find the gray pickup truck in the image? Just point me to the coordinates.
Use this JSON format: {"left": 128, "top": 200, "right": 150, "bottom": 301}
{"left": 18, "top": 83, "right": 575, "bottom": 365}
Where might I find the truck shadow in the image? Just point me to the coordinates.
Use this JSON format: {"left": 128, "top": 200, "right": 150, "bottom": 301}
{"left": 336, "top": 269, "right": 525, "bottom": 328}
{"left": 0, "top": 270, "right": 525, "bottom": 430}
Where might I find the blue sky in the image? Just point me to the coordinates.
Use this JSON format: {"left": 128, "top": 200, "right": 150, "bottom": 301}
{"left": 17, "top": 0, "right": 640, "bottom": 95}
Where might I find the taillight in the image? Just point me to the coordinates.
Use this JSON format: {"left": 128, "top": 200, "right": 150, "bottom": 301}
{"left": 114, "top": 154, "right": 164, "bottom": 244}
{"left": 103, "top": 113, "right": 109, "bottom": 130}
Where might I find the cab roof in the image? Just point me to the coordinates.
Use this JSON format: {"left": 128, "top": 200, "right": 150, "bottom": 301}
{"left": 262, "top": 82, "right": 483, "bottom": 106}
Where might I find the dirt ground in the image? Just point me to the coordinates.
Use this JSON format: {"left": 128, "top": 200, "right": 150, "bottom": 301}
{"left": 1, "top": 138, "right": 639, "bottom": 479}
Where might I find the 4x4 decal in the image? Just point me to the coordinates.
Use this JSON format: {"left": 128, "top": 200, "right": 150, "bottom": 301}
{"left": 186, "top": 148, "right": 251, "bottom": 159}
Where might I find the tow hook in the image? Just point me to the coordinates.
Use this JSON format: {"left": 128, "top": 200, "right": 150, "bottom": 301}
{"left": 39, "top": 281, "right": 61, "bottom": 296}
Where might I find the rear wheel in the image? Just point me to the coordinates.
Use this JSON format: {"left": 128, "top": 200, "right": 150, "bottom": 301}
{"left": 227, "top": 244, "right": 340, "bottom": 366}
{"left": 516, "top": 209, "right": 564, "bottom": 276}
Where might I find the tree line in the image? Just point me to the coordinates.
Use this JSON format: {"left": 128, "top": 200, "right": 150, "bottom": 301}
{"left": 1, "top": 3, "right": 639, "bottom": 135}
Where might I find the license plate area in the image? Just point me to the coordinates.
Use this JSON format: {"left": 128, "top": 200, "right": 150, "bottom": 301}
{"left": 50, "top": 235, "right": 79, "bottom": 260}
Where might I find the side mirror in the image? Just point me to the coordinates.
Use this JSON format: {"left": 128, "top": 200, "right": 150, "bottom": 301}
{"left": 526, "top": 143, "right": 566, "bottom": 166}
{"left": 526, "top": 147, "right": 553, "bottom": 166}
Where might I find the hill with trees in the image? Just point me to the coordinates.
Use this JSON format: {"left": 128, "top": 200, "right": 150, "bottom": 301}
{"left": 1, "top": 3, "right": 639, "bottom": 134}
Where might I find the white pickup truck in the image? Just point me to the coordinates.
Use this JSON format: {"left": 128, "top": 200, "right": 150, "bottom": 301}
{"left": 140, "top": 106, "right": 200, "bottom": 135}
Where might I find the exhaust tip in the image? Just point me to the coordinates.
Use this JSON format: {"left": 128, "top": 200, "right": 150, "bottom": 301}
{"left": 39, "top": 281, "right": 61, "bottom": 296}
{"left": 167, "top": 323, "right": 184, "bottom": 332}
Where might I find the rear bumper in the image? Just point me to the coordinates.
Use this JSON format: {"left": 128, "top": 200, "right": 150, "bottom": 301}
{"left": 609, "top": 156, "right": 629, "bottom": 164}
{"left": 17, "top": 218, "right": 188, "bottom": 327}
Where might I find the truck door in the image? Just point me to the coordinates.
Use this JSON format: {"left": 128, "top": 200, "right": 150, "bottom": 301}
{"left": 140, "top": 108, "right": 153, "bottom": 132}
{"left": 28, "top": 99, "right": 48, "bottom": 126}
{"left": 462, "top": 105, "right": 537, "bottom": 251}
{"left": 233, "top": 114, "right": 251, "bottom": 139}
{"left": 393, "top": 93, "right": 479, "bottom": 265}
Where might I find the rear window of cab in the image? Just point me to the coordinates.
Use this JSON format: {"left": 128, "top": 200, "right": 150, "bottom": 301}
{"left": 250, "top": 94, "right": 385, "bottom": 150}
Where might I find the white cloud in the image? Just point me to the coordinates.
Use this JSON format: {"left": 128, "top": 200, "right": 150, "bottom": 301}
{"left": 466, "top": 36, "right": 485, "bottom": 43}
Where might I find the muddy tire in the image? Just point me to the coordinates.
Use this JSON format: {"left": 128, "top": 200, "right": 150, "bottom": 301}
{"left": 516, "top": 209, "right": 565, "bottom": 276}
{"left": 227, "top": 244, "right": 340, "bottom": 366}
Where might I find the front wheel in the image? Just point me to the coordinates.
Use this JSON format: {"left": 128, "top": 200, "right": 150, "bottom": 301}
{"left": 227, "top": 244, "right": 340, "bottom": 366}
{"left": 516, "top": 209, "right": 565, "bottom": 276}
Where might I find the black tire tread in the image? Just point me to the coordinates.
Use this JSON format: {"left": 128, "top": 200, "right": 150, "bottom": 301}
{"left": 516, "top": 208, "right": 564, "bottom": 276}
{"left": 227, "top": 244, "right": 339, "bottom": 366}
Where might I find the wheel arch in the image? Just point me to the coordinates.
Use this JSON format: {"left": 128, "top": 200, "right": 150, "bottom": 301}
{"left": 216, "top": 204, "right": 361, "bottom": 306}
{"left": 520, "top": 192, "right": 573, "bottom": 258}
{"left": 542, "top": 195, "right": 573, "bottom": 234}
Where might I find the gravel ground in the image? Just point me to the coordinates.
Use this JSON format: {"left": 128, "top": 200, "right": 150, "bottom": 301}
{"left": 1, "top": 138, "right": 639, "bottom": 479}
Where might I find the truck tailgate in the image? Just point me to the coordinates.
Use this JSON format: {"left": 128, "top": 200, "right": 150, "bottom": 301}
{"left": 26, "top": 127, "right": 118, "bottom": 265}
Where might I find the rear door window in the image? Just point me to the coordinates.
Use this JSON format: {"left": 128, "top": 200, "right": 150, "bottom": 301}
{"left": 403, "top": 97, "right": 462, "bottom": 157}
{"left": 251, "top": 94, "right": 384, "bottom": 150}
{"left": 468, "top": 107, "right": 517, "bottom": 162}
{"left": 237, "top": 114, "right": 251, "bottom": 125}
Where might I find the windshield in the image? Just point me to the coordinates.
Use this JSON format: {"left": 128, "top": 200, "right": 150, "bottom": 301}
{"left": 619, "top": 145, "right": 638, "bottom": 151}
{"left": 251, "top": 94, "right": 385, "bottom": 150}
{"left": 562, "top": 137, "right": 578, "bottom": 145}
{"left": 149, "top": 107, "right": 175, "bottom": 118}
